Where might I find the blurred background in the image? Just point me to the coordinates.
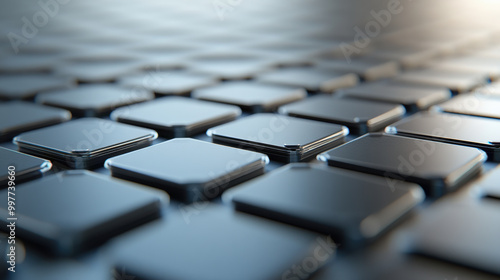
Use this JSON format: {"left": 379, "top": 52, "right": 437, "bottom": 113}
{"left": 2, "top": 0, "right": 500, "bottom": 279}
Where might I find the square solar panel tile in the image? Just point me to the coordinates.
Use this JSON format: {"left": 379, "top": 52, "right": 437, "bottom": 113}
{"left": 407, "top": 201, "right": 500, "bottom": 276}
{"left": 192, "top": 81, "right": 307, "bottom": 112}
{"left": 0, "top": 52, "right": 62, "bottom": 73}
{"left": 256, "top": 67, "right": 358, "bottom": 92}
{"left": 186, "top": 53, "right": 274, "bottom": 80}
{"left": 0, "top": 147, "right": 52, "bottom": 186}
{"left": 0, "top": 101, "right": 71, "bottom": 141}
{"left": 245, "top": 40, "right": 331, "bottom": 66}
{"left": 386, "top": 112, "right": 500, "bottom": 162}
{"left": 124, "top": 42, "right": 201, "bottom": 69}
{"left": 105, "top": 138, "right": 268, "bottom": 203}
{"left": 315, "top": 57, "right": 399, "bottom": 81}
{"left": 339, "top": 82, "right": 451, "bottom": 112}
{"left": 391, "top": 68, "right": 488, "bottom": 93}
{"left": 35, "top": 84, "right": 154, "bottom": 117}
{"left": 0, "top": 170, "right": 168, "bottom": 256}
{"left": 367, "top": 45, "right": 440, "bottom": 70}
{"left": 13, "top": 118, "right": 158, "bottom": 169}
{"left": 225, "top": 164, "right": 424, "bottom": 247}
{"left": 435, "top": 93, "right": 500, "bottom": 119}
{"left": 318, "top": 133, "right": 486, "bottom": 197}
{"left": 279, "top": 95, "right": 405, "bottom": 134}
{"left": 424, "top": 55, "right": 500, "bottom": 81}
{"left": 474, "top": 165, "right": 500, "bottom": 200}
{"left": 0, "top": 74, "right": 75, "bottom": 100}
{"left": 208, "top": 113, "right": 348, "bottom": 162}
{"left": 110, "top": 96, "right": 241, "bottom": 138}
{"left": 111, "top": 205, "right": 333, "bottom": 280}
{"left": 473, "top": 81, "right": 500, "bottom": 98}
{"left": 189, "top": 31, "right": 254, "bottom": 46}
{"left": 53, "top": 55, "right": 144, "bottom": 83}
{"left": 118, "top": 70, "right": 217, "bottom": 96}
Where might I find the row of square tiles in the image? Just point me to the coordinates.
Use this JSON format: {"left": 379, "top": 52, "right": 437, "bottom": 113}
{"left": 2, "top": 134, "right": 500, "bottom": 278}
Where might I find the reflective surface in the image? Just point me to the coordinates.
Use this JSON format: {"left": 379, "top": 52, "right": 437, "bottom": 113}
{"left": 340, "top": 82, "right": 451, "bottom": 112}
{"left": 111, "top": 96, "right": 241, "bottom": 137}
{"left": 319, "top": 133, "right": 486, "bottom": 197}
{"left": 105, "top": 138, "right": 268, "bottom": 202}
{"left": 193, "top": 81, "right": 306, "bottom": 112}
{"left": 54, "top": 56, "right": 143, "bottom": 83}
{"left": 0, "top": 53, "right": 63, "bottom": 73}
{"left": 0, "top": 74, "right": 74, "bottom": 100}
{"left": 209, "top": 113, "right": 348, "bottom": 161}
{"left": 209, "top": 114, "right": 347, "bottom": 149}
{"left": 257, "top": 67, "right": 359, "bottom": 92}
{"left": 118, "top": 70, "right": 217, "bottom": 96}
{"left": 408, "top": 201, "right": 500, "bottom": 275}
{"left": 436, "top": 93, "right": 500, "bottom": 119}
{"left": 316, "top": 56, "right": 399, "bottom": 81}
{"left": 474, "top": 165, "right": 500, "bottom": 199}
{"left": 0, "top": 101, "right": 71, "bottom": 141}
{"left": 14, "top": 118, "right": 157, "bottom": 154}
{"left": 0, "top": 170, "right": 167, "bottom": 256}
{"left": 2, "top": 0, "right": 500, "bottom": 279}
{"left": 226, "top": 164, "right": 423, "bottom": 246}
{"left": 279, "top": 95, "right": 405, "bottom": 134}
{"left": 111, "top": 205, "right": 330, "bottom": 280}
{"left": 392, "top": 68, "right": 488, "bottom": 93}
{"left": 474, "top": 81, "right": 500, "bottom": 97}
{"left": 36, "top": 84, "right": 154, "bottom": 117}
{"left": 0, "top": 147, "right": 51, "bottom": 186}
{"left": 388, "top": 112, "right": 500, "bottom": 161}
{"left": 14, "top": 118, "right": 157, "bottom": 168}
{"left": 426, "top": 56, "right": 500, "bottom": 80}
{"left": 186, "top": 53, "right": 273, "bottom": 80}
